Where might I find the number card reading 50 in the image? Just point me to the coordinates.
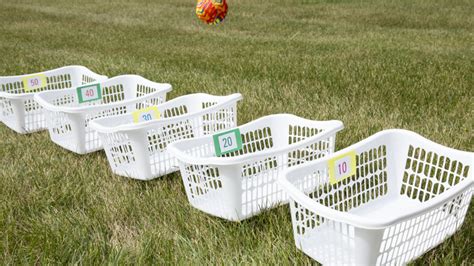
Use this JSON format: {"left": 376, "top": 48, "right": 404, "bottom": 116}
{"left": 22, "top": 74, "right": 47, "bottom": 92}
{"left": 77, "top": 83, "right": 101, "bottom": 103}
{"left": 328, "top": 150, "right": 356, "bottom": 185}
{"left": 132, "top": 106, "right": 160, "bottom": 123}
{"left": 213, "top": 128, "right": 243, "bottom": 157}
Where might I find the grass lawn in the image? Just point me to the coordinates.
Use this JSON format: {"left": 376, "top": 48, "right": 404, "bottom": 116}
{"left": 1, "top": 0, "right": 473, "bottom": 264}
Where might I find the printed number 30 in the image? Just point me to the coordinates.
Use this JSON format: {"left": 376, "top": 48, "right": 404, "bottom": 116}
{"left": 223, "top": 136, "right": 232, "bottom": 148}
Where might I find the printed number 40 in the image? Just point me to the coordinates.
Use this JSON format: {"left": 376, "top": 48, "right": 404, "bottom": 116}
{"left": 85, "top": 89, "right": 95, "bottom": 97}
{"left": 222, "top": 136, "right": 232, "bottom": 148}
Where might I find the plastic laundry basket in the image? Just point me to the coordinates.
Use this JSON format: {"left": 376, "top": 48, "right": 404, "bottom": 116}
{"left": 89, "top": 93, "right": 243, "bottom": 180}
{"left": 34, "top": 75, "right": 171, "bottom": 154}
{"left": 280, "top": 129, "right": 473, "bottom": 265}
{"left": 0, "top": 66, "right": 106, "bottom": 134}
{"left": 168, "top": 114, "right": 344, "bottom": 221}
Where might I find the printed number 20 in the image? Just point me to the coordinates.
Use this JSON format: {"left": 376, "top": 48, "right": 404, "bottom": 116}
{"left": 338, "top": 162, "right": 347, "bottom": 175}
{"left": 223, "top": 136, "right": 232, "bottom": 148}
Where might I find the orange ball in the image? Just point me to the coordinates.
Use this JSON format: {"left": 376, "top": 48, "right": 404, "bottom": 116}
{"left": 196, "top": 0, "right": 228, "bottom": 25}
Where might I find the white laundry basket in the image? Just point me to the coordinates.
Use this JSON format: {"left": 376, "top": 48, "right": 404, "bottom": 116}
{"left": 168, "top": 114, "right": 344, "bottom": 221}
{"left": 0, "top": 66, "right": 106, "bottom": 134}
{"left": 34, "top": 75, "right": 171, "bottom": 154}
{"left": 89, "top": 93, "right": 243, "bottom": 180}
{"left": 279, "top": 129, "right": 473, "bottom": 265}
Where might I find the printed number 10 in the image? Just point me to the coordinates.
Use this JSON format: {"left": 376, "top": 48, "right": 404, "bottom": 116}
{"left": 338, "top": 162, "right": 347, "bottom": 175}
{"left": 223, "top": 136, "right": 232, "bottom": 148}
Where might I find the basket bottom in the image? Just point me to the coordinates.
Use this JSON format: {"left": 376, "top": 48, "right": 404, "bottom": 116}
{"left": 50, "top": 138, "right": 102, "bottom": 154}
{"left": 111, "top": 165, "right": 180, "bottom": 180}
{"left": 297, "top": 195, "right": 464, "bottom": 265}
{"left": 349, "top": 195, "right": 420, "bottom": 221}
{"left": 188, "top": 195, "right": 288, "bottom": 222}
{"left": 1, "top": 120, "right": 46, "bottom": 134}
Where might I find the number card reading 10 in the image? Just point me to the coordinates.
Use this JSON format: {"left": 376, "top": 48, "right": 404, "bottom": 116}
{"left": 22, "top": 74, "right": 47, "bottom": 92}
{"left": 213, "top": 128, "right": 243, "bottom": 157}
{"left": 77, "top": 83, "right": 101, "bottom": 103}
{"left": 328, "top": 150, "right": 356, "bottom": 185}
{"left": 132, "top": 106, "right": 161, "bottom": 123}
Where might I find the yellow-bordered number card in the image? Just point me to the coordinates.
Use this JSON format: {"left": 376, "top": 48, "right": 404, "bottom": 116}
{"left": 132, "top": 106, "right": 160, "bottom": 123}
{"left": 328, "top": 150, "right": 356, "bottom": 185}
{"left": 22, "top": 74, "right": 47, "bottom": 92}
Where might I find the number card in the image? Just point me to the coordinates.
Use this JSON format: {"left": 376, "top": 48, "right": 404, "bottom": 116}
{"left": 22, "top": 74, "right": 47, "bottom": 92}
{"left": 213, "top": 128, "right": 243, "bottom": 157}
{"left": 132, "top": 106, "right": 160, "bottom": 123}
{"left": 77, "top": 83, "right": 101, "bottom": 103}
{"left": 328, "top": 150, "right": 356, "bottom": 185}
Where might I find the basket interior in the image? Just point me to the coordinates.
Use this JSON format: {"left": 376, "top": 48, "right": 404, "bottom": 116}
{"left": 1, "top": 74, "right": 73, "bottom": 94}
{"left": 143, "top": 96, "right": 237, "bottom": 153}
{"left": 46, "top": 79, "right": 163, "bottom": 109}
{"left": 400, "top": 145, "right": 470, "bottom": 203}
{"left": 92, "top": 94, "right": 233, "bottom": 128}
{"left": 182, "top": 119, "right": 330, "bottom": 161}
{"left": 0, "top": 68, "right": 99, "bottom": 94}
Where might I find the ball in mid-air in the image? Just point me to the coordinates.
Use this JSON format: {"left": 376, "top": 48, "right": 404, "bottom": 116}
{"left": 196, "top": 0, "right": 228, "bottom": 25}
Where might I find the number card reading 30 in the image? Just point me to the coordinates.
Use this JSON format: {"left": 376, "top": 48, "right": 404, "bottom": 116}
{"left": 328, "top": 150, "right": 356, "bottom": 185}
{"left": 77, "top": 83, "right": 101, "bottom": 103}
{"left": 22, "top": 74, "right": 47, "bottom": 92}
{"left": 213, "top": 128, "right": 243, "bottom": 157}
{"left": 132, "top": 106, "right": 160, "bottom": 123}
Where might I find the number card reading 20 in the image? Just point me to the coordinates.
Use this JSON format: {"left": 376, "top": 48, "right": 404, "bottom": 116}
{"left": 132, "top": 106, "right": 160, "bottom": 123}
{"left": 213, "top": 128, "right": 243, "bottom": 157}
{"left": 328, "top": 150, "right": 356, "bottom": 185}
{"left": 77, "top": 83, "right": 101, "bottom": 103}
{"left": 22, "top": 74, "right": 47, "bottom": 92}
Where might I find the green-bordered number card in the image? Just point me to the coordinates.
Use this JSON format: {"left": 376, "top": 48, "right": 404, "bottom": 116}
{"left": 328, "top": 150, "right": 357, "bottom": 185}
{"left": 22, "top": 74, "right": 47, "bottom": 92}
{"left": 131, "top": 106, "right": 160, "bottom": 123}
{"left": 213, "top": 128, "right": 243, "bottom": 157}
{"left": 77, "top": 83, "right": 101, "bottom": 103}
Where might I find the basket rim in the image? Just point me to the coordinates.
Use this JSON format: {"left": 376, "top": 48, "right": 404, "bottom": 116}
{"left": 279, "top": 129, "right": 474, "bottom": 229}
{"left": 167, "top": 113, "right": 344, "bottom": 166}
{"left": 0, "top": 65, "right": 107, "bottom": 99}
{"left": 89, "top": 93, "right": 243, "bottom": 133}
{"left": 33, "top": 75, "right": 172, "bottom": 114}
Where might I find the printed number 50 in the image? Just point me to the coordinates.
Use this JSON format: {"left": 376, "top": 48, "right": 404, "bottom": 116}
{"left": 30, "top": 79, "right": 39, "bottom": 86}
{"left": 223, "top": 136, "right": 232, "bottom": 148}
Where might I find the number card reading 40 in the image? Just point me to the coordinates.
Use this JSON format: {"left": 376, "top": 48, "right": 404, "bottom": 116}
{"left": 328, "top": 150, "right": 356, "bottom": 185}
{"left": 213, "top": 128, "right": 243, "bottom": 157}
{"left": 132, "top": 106, "right": 160, "bottom": 123}
{"left": 22, "top": 74, "right": 47, "bottom": 92}
{"left": 77, "top": 83, "right": 101, "bottom": 103}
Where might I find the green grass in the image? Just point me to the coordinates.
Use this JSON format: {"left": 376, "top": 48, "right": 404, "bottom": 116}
{"left": 1, "top": 0, "right": 473, "bottom": 264}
